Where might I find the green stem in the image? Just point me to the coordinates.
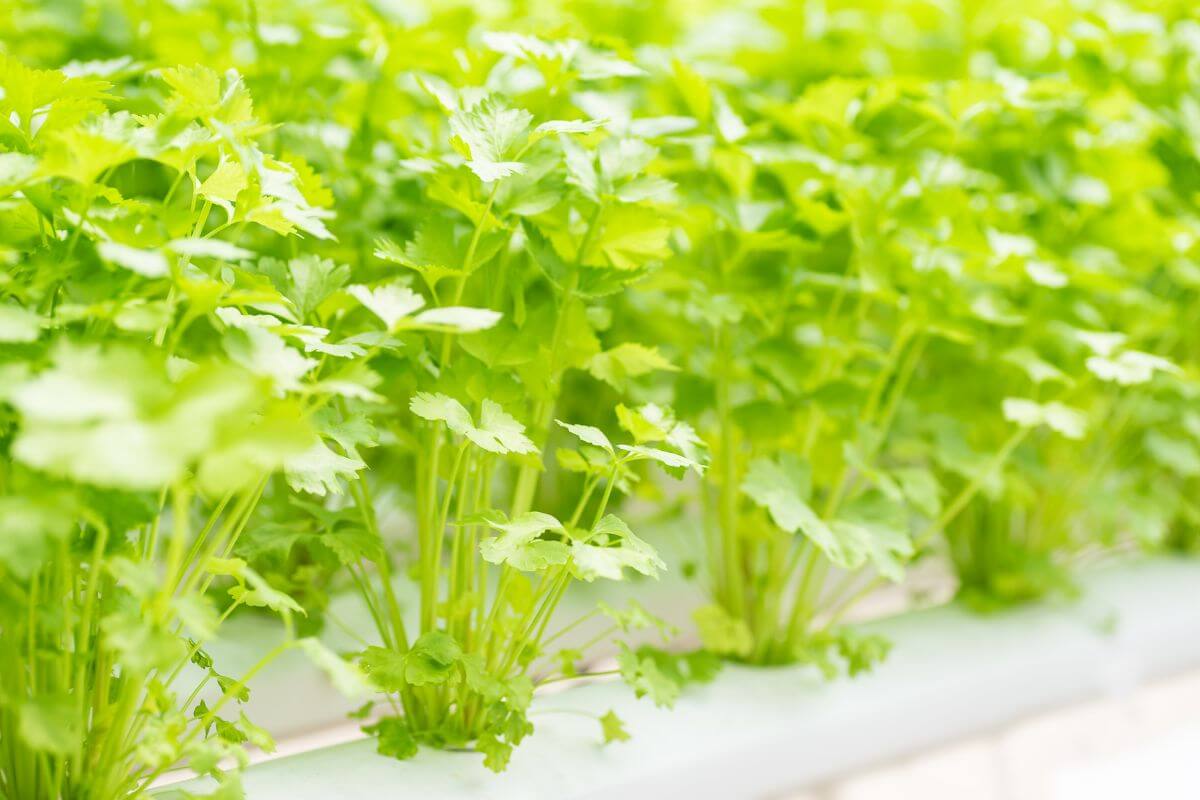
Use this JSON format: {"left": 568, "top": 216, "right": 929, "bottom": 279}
{"left": 917, "top": 426, "right": 1030, "bottom": 549}
{"left": 536, "top": 669, "right": 620, "bottom": 687}
{"left": 509, "top": 203, "right": 604, "bottom": 517}
{"left": 715, "top": 325, "right": 744, "bottom": 617}
{"left": 540, "top": 608, "right": 600, "bottom": 649}
{"left": 428, "top": 443, "right": 469, "bottom": 629}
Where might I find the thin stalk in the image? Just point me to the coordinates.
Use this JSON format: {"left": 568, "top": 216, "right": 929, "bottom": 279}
{"left": 715, "top": 325, "right": 744, "bottom": 617}
{"left": 428, "top": 443, "right": 469, "bottom": 629}
{"left": 509, "top": 203, "right": 604, "bottom": 516}
{"left": 536, "top": 669, "right": 620, "bottom": 687}
{"left": 135, "top": 642, "right": 290, "bottom": 794}
{"left": 917, "top": 425, "right": 1031, "bottom": 550}
{"left": 540, "top": 608, "right": 600, "bottom": 649}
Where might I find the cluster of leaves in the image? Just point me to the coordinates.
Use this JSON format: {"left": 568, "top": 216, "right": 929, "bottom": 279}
{"left": 3, "top": 0, "right": 1199, "bottom": 792}
{"left": 328, "top": 65, "right": 707, "bottom": 764}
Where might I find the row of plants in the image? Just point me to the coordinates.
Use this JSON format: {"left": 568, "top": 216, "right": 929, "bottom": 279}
{"left": 1, "top": 0, "right": 1198, "bottom": 796}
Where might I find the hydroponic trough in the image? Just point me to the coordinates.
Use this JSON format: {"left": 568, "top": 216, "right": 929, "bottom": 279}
{"left": 169, "top": 557, "right": 1200, "bottom": 799}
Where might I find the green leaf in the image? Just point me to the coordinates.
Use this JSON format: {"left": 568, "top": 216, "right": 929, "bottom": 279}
{"left": 1003, "top": 348, "right": 1067, "bottom": 385}
{"left": 599, "top": 710, "right": 631, "bottom": 744}
{"left": 229, "top": 567, "right": 305, "bottom": 616}
{"left": 214, "top": 673, "right": 251, "bottom": 704}
{"left": 1145, "top": 431, "right": 1200, "bottom": 477}
{"left": 349, "top": 284, "right": 425, "bottom": 329}
{"left": 464, "top": 400, "right": 538, "bottom": 455}
{"left": 413, "top": 306, "right": 502, "bottom": 332}
{"left": 562, "top": 136, "right": 600, "bottom": 200}
{"left": 198, "top": 158, "right": 247, "bottom": 208}
{"left": 238, "top": 712, "right": 276, "bottom": 753}
{"left": 616, "top": 644, "right": 680, "bottom": 708}
{"left": 373, "top": 217, "right": 473, "bottom": 287}
{"left": 284, "top": 440, "right": 365, "bottom": 496}
{"left": 403, "top": 631, "right": 463, "bottom": 686}
{"left": 182, "top": 739, "right": 248, "bottom": 783}
{"left": 618, "top": 444, "right": 703, "bottom": 474}
{"left": 742, "top": 454, "right": 813, "bottom": 519}
{"left": 741, "top": 455, "right": 851, "bottom": 566}
{"left": 267, "top": 255, "right": 350, "bottom": 320}
{"left": 1075, "top": 330, "right": 1127, "bottom": 357}
{"left": 612, "top": 405, "right": 705, "bottom": 470}
{"left": 168, "top": 238, "right": 254, "bottom": 262}
{"left": 586, "top": 343, "right": 677, "bottom": 390}
{"left": 359, "top": 646, "right": 408, "bottom": 693}
{"left": 713, "top": 90, "right": 748, "bottom": 142}
{"left": 205, "top": 557, "right": 248, "bottom": 577}
{"left": 598, "top": 599, "right": 676, "bottom": 639}
{"left": 556, "top": 420, "right": 614, "bottom": 453}
{"left": 449, "top": 97, "right": 532, "bottom": 183}
{"left": 570, "top": 515, "right": 665, "bottom": 581}
{"left": 1001, "top": 398, "right": 1087, "bottom": 440}
{"left": 476, "top": 732, "right": 514, "bottom": 773}
{"left": 97, "top": 241, "right": 169, "bottom": 278}
{"left": 410, "top": 392, "right": 473, "bottom": 435}
{"left": 533, "top": 118, "right": 605, "bottom": 138}
{"left": 363, "top": 717, "right": 418, "bottom": 761}
{"left": 836, "top": 630, "right": 892, "bottom": 677}
{"left": 832, "top": 492, "right": 915, "bottom": 582}
{"left": 474, "top": 511, "right": 569, "bottom": 571}
{"left": 0, "top": 151, "right": 37, "bottom": 193}
{"left": 615, "top": 403, "right": 670, "bottom": 443}
{"left": 586, "top": 206, "right": 672, "bottom": 270}
{"left": 631, "top": 645, "right": 723, "bottom": 692}
{"left": 173, "top": 594, "right": 221, "bottom": 640}
{"left": 1085, "top": 350, "right": 1180, "bottom": 385}
{"left": 471, "top": 400, "right": 537, "bottom": 454}
{"left": 196, "top": 405, "right": 316, "bottom": 495}
{"left": 223, "top": 325, "right": 317, "bottom": 391}
{"left": 161, "top": 64, "right": 224, "bottom": 118}
{"left": 315, "top": 409, "right": 377, "bottom": 458}
{"left": 41, "top": 128, "right": 136, "bottom": 184}
{"left": 411, "top": 394, "right": 536, "bottom": 454}
{"left": 214, "top": 717, "right": 248, "bottom": 745}
{"left": 598, "top": 138, "right": 657, "bottom": 185}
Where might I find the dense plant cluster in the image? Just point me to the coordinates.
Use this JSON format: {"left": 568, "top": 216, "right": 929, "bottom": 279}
{"left": 1, "top": 0, "right": 1197, "bottom": 795}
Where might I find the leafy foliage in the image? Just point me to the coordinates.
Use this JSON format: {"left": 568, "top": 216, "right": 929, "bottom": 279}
{"left": 0, "top": 58, "right": 375, "bottom": 800}
{"left": 2, "top": 0, "right": 1199, "bottom": 791}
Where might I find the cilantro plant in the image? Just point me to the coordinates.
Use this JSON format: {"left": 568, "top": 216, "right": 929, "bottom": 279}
{"left": 350, "top": 83, "right": 705, "bottom": 773}
{"left": 0, "top": 59, "right": 371, "bottom": 799}
{"left": 249, "top": 38, "right": 701, "bottom": 770}
{"left": 626, "top": 64, "right": 946, "bottom": 669}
